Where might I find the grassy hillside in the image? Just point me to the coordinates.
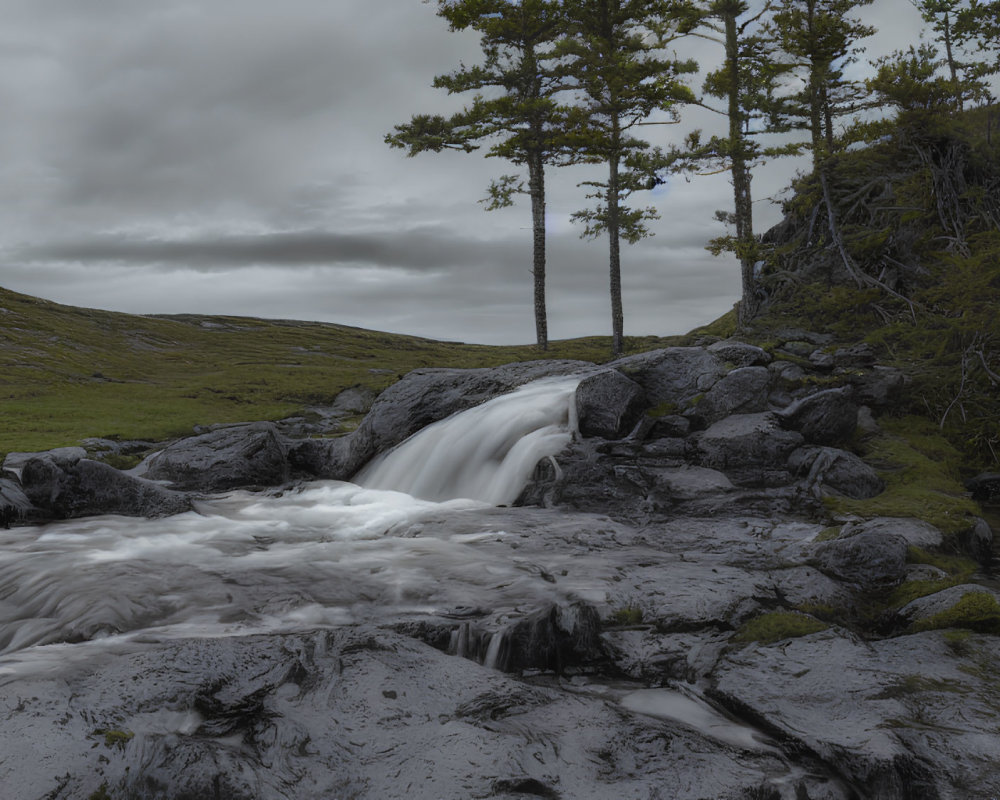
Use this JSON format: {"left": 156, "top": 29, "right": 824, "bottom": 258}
{"left": 0, "top": 286, "right": 683, "bottom": 455}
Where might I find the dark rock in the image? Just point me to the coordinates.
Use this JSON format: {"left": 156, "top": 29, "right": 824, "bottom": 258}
{"left": 690, "top": 366, "right": 770, "bottom": 424}
{"left": 839, "top": 517, "right": 943, "bottom": 549}
{"left": 2, "top": 446, "right": 87, "bottom": 479}
{"left": 767, "top": 360, "right": 805, "bottom": 384}
{"left": 486, "top": 602, "right": 605, "bottom": 673}
{"left": 813, "top": 528, "right": 908, "bottom": 589}
{"left": 575, "top": 369, "right": 646, "bottom": 439}
{"left": 0, "top": 628, "right": 809, "bottom": 800}
{"left": 966, "top": 472, "right": 1000, "bottom": 502}
{"left": 646, "top": 414, "right": 690, "bottom": 438}
{"left": 610, "top": 347, "right": 722, "bottom": 409}
{"left": 706, "top": 340, "right": 772, "bottom": 367}
{"left": 808, "top": 350, "right": 835, "bottom": 370}
{"left": 774, "top": 328, "right": 835, "bottom": 346}
{"left": 788, "top": 446, "right": 884, "bottom": 499}
{"left": 714, "top": 631, "right": 1000, "bottom": 800}
{"left": 20, "top": 455, "right": 190, "bottom": 519}
{"left": 779, "top": 387, "right": 858, "bottom": 446}
{"left": 692, "top": 413, "right": 804, "bottom": 473}
{"left": 833, "top": 342, "right": 878, "bottom": 367}
{"left": 778, "top": 340, "right": 814, "bottom": 358}
{"left": 848, "top": 366, "right": 908, "bottom": 408}
{"left": 959, "top": 516, "right": 994, "bottom": 563}
{"left": 286, "top": 436, "right": 353, "bottom": 479}
{"left": 141, "top": 421, "right": 289, "bottom": 491}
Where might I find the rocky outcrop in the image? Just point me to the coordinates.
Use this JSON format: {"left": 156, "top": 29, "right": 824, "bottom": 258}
{"left": 575, "top": 369, "right": 646, "bottom": 439}
{"left": 789, "top": 446, "right": 885, "bottom": 499}
{"left": 812, "top": 527, "right": 909, "bottom": 590}
{"left": 140, "top": 421, "right": 290, "bottom": 491}
{"left": 778, "top": 386, "right": 858, "bottom": 446}
{"left": 17, "top": 449, "right": 190, "bottom": 519}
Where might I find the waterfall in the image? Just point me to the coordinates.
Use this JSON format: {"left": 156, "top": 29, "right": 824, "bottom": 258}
{"left": 354, "top": 377, "right": 580, "bottom": 505}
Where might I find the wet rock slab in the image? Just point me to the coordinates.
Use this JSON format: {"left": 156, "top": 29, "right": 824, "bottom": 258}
{"left": 0, "top": 628, "right": 818, "bottom": 800}
{"left": 712, "top": 630, "right": 1000, "bottom": 800}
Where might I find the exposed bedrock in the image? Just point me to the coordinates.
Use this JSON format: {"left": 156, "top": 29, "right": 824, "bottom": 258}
{"left": 10, "top": 448, "right": 190, "bottom": 520}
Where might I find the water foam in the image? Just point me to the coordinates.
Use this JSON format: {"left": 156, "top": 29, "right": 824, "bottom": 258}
{"left": 355, "top": 376, "right": 580, "bottom": 504}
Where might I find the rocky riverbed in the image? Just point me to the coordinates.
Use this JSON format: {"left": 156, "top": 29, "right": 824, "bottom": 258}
{"left": 1, "top": 337, "right": 998, "bottom": 800}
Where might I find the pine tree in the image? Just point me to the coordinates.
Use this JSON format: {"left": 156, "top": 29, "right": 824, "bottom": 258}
{"left": 556, "top": 0, "right": 697, "bottom": 357}
{"left": 386, "top": 0, "right": 572, "bottom": 350}
{"left": 667, "top": 0, "right": 795, "bottom": 327}
{"left": 770, "top": 0, "right": 875, "bottom": 170}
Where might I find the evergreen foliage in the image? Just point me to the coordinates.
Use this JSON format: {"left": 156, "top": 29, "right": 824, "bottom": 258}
{"left": 555, "top": 0, "right": 697, "bottom": 356}
{"left": 386, "top": 0, "right": 574, "bottom": 351}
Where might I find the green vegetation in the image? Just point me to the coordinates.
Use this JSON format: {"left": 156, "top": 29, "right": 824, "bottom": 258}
{"left": 92, "top": 728, "right": 133, "bottom": 750}
{"left": 0, "top": 286, "right": 684, "bottom": 457}
{"left": 607, "top": 606, "right": 644, "bottom": 626}
{"left": 823, "top": 417, "right": 981, "bottom": 536}
{"left": 732, "top": 611, "right": 828, "bottom": 645}
{"left": 87, "top": 784, "right": 113, "bottom": 800}
{"left": 911, "top": 591, "right": 1000, "bottom": 634}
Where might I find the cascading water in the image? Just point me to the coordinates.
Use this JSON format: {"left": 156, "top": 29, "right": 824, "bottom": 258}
{"left": 0, "top": 377, "right": 585, "bottom": 665}
{"left": 355, "top": 376, "right": 580, "bottom": 504}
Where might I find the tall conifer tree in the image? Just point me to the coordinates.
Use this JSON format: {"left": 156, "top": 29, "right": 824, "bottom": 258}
{"left": 386, "top": 0, "right": 571, "bottom": 350}
{"left": 556, "top": 0, "right": 697, "bottom": 357}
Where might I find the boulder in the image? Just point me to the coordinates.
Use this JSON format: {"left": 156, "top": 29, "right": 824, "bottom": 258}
{"left": 19, "top": 454, "right": 190, "bottom": 519}
{"left": 833, "top": 342, "right": 878, "bottom": 367}
{"left": 689, "top": 366, "right": 770, "bottom": 424}
{"left": 141, "top": 422, "right": 289, "bottom": 491}
{"left": 839, "top": 517, "right": 944, "bottom": 550}
{"left": 897, "top": 584, "right": 999, "bottom": 625}
{"left": 848, "top": 366, "right": 908, "bottom": 408}
{"left": 575, "top": 369, "right": 646, "bottom": 439}
{"left": 779, "top": 386, "right": 858, "bottom": 446}
{"left": 788, "top": 446, "right": 884, "bottom": 499}
{"left": 808, "top": 350, "right": 835, "bottom": 370}
{"left": 813, "top": 528, "right": 908, "bottom": 589}
{"left": 610, "top": 347, "right": 722, "bottom": 409}
{"left": 692, "top": 413, "right": 804, "bottom": 472}
{"left": 706, "top": 340, "right": 771, "bottom": 367}
{"left": 966, "top": 472, "right": 1000, "bottom": 502}
{"left": 3, "top": 446, "right": 87, "bottom": 480}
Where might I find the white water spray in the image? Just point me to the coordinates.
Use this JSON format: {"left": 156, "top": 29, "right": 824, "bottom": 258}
{"left": 355, "top": 377, "right": 581, "bottom": 505}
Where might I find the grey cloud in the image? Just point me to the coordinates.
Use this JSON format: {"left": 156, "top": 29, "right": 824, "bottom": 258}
{"left": 18, "top": 228, "right": 532, "bottom": 274}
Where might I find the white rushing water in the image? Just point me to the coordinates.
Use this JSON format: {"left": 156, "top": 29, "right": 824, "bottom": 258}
{"left": 355, "top": 377, "right": 580, "bottom": 504}
{"left": 0, "top": 377, "right": 584, "bottom": 666}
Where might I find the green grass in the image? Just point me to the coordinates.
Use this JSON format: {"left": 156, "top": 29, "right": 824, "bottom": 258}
{"left": 823, "top": 416, "right": 981, "bottom": 537}
{"left": 0, "top": 287, "right": 684, "bottom": 456}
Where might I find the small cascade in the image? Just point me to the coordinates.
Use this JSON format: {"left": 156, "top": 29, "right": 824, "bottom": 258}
{"left": 355, "top": 377, "right": 581, "bottom": 505}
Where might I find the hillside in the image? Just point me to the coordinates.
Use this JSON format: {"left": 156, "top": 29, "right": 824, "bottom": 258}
{"left": 0, "top": 286, "right": 682, "bottom": 455}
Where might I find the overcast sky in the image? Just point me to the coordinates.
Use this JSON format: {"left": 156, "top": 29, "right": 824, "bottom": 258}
{"left": 1, "top": 0, "right": 924, "bottom": 345}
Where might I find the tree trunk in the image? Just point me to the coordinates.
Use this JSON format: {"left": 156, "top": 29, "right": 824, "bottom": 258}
{"left": 608, "top": 154, "right": 624, "bottom": 358}
{"left": 527, "top": 152, "right": 548, "bottom": 350}
{"left": 724, "top": 8, "right": 757, "bottom": 328}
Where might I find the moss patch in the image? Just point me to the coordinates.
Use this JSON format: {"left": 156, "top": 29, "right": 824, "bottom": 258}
{"left": 607, "top": 606, "right": 644, "bottom": 626}
{"left": 732, "top": 612, "right": 828, "bottom": 645}
{"left": 824, "top": 417, "right": 981, "bottom": 537}
{"left": 911, "top": 591, "right": 1000, "bottom": 634}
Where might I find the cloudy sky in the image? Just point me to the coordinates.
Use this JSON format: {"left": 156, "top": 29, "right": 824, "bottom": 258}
{"left": 1, "top": 0, "right": 924, "bottom": 345}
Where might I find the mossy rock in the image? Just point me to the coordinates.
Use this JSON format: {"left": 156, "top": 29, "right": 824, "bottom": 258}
{"left": 911, "top": 591, "right": 1000, "bottom": 634}
{"left": 732, "top": 611, "right": 828, "bottom": 645}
